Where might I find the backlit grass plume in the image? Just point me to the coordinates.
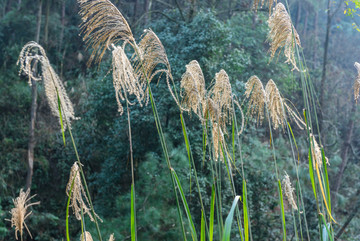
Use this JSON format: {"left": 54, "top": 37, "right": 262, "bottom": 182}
{"left": 108, "top": 233, "right": 115, "bottom": 241}
{"left": 78, "top": 0, "right": 135, "bottom": 65}
{"left": 245, "top": 75, "right": 266, "bottom": 124}
{"left": 282, "top": 172, "right": 298, "bottom": 210}
{"left": 212, "top": 122, "right": 225, "bottom": 160}
{"left": 268, "top": 3, "right": 301, "bottom": 71}
{"left": 132, "top": 29, "right": 178, "bottom": 105}
{"left": 17, "top": 41, "right": 77, "bottom": 129}
{"left": 5, "top": 189, "right": 40, "bottom": 240}
{"left": 80, "top": 231, "right": 94, "bottom": 241}
{"left": 112, "top": 44, "right": 144, "bottom": 114}
{"left": 66, "top": 163, "right": 102, "bottom": 222}
{"left": 209, "top": 70, "right": 233, "bottom": 129}
{"left": 354, "top": 62, "right": 360, "bottom": 102}
{"left": 265, "top": 79, "right": 286, "bottom": 130}
{"left": 180, "top": 60, "right": 206, "bottom": 118}
{"left": 310, "top": 134, "right": 329, "bottom": 169}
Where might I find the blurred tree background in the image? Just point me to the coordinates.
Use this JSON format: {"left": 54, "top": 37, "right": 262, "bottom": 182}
{"left": 0, "top": 0, "right": 360, "bottom": 240}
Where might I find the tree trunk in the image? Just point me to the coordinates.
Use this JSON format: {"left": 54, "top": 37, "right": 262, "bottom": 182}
{"left": 319, "top": 0, "right": 331, "bottom": 134}
{"left": 303, "top": 8, "right": 308, "bottom": 38}
{"left": 335, "top": 188, "right": 360, "bottom": 240}
{"left": 295, "top": 1, "right": 301, "bottom": 29}
{"left": 26, "top": 0, "right": 42, "bottom": 191}
{"left": 17, "top": 0, "right": 21, "bottom": 10}
{"left": 44, "top": 0, "right": 51, "bottom": 48}
{"left": 144, "top": 0, "right": 149, "bottom": 25}
{"left": 59, "top": 0, "right": 65, "bottom": 53}
{"left": 312, "top": 10, "right": 318, "bottom": 67}
{"left": 132, "top": 0, "right": 138, "bottom": 24}
{"left": 333, "top": 101, "right": 356, "bottom": 201}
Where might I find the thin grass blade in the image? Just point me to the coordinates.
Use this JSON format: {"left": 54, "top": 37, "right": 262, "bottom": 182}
{"left": 243, "top": 180, "right": 249, "bottom": 241}
{"left": 131, "top": 184, "right": 136, "bottom": 241}
{"left": 222, "top": 195, "right": 240, "bottom": 241}
{"left": 56, "top": 90, "right": 66, "bottom": 146}
{"left": 278, "top": 180, "right": 286, "bottom": 241}
{"left": 209, "top": 184, "right": 215, "bottom": 241}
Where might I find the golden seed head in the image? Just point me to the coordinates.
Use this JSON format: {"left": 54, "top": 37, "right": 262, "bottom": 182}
{"left": 17, "top": 41, "right": 77, "bottom": 129}
{"left": 66, "top": 163, "right": 102, "bottom": 223}
{"left": 80, "top": 231, "right": 94, "bottom": 241}
{"left": 245, "top": 75, "right": 266, "bottom": 124}
{"left": 112, "top": 45, "right": 144, "bottom": 114}
{"left": 309, "top": 134, "right": 329, "bottom": 169}
{"left": 78, "top": 0, "right": 135, "bottom": 65}
{"left": 6, "top": 189, "right": 40, "bottom": 240}
{"left": 265, "top": 79, "right": 285, "bottom": 130}
{"left": 180, "top": 60, "right": 206, "bottom": 118}
{"left": 268, "top": 3, "right": 301, "bottom": 71}
{"left": 282, "top": 172, "right": 298, "bottom": 210}
{"left": 354, "top": 62, "right": 360, "bottom": 102}
{"left": 211, "top": 122, "right": 225, "bottom": 161}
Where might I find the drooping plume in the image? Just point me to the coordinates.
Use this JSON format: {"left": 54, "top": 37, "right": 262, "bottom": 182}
{"left": 268, "top": 3, "right": 301, "bottom": 71}
{"left": 209, "top": 70, "right": 233, "bottom": 129}
{"left": 112, "top": 45, "right": 144, "bottom": 114}
{"left": 66, "top": 163, "right": 102, "bottom": 222}
{"left": 265, "top": 79, "right": 285, "bottom": 130}
{"left": 282, "top": 172, "right": 298, "bottom": 210}
{"left": 17, "top": 41, "right": 77, "bottom": 129}
{"left": 244, "top": 75, "right": 266, "bottom": 124}
{"left": 132, "top": 29, "right": 178, "bottom": 105}
{"left": 80, "top": 231, "right": 94, "bottom": 241}
{"left": 180, "top": 60, "right": 206, "bottom": 118}
{"left": 354, "top": 62, "right": 360, "bottom": 102}
{"left": 78, "top": 0, "right": 135, "bottom": 65}
{"left": 5, "top": 189, "right": 40, "bottom": 240}
{"left": 309, "top": 134, "right": 329, "bottom": 169}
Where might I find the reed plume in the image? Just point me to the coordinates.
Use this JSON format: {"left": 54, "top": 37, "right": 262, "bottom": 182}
{"left": 252, "top": 0, "right": 277, "bottom": 14}
{"left": 268, "top": 3, "right": 301, "bottom": 71}
{"left": 5, "top": 189, "right": 40, "bottom": 240}
{"left": 212, "top": 122, "right": 225, "bottom": 160}
{"left": 66, "top": 163, "right": 102, "bottom": 222}
{"left": 112, "top": 44, "right": 144, "bottom": 114}
{"left": 282, "top": 172, "right": 298, "bottom": 210}
{"left": 108, "top": 233, "right": 115, "bottom": 241}
{"left": 244, "top": 75, "right": 266, "bottom": 124}
{"left": 265, "top": 79, "right": 285, "bottom": 129}
{"left": 209, "top": 70, "right": 233, "bottom": 129}
{"left": 180, "top": 60, "right": 206, "bottom": 118}
{"left": 80, "top": 231, "right": 94, "bottom": 241}
{"left": 132, "top": 29, "right": 178, "bottom": 105}
{"left": 354, "top": 62, "right": 360, "bottom": 102}
{"left": 17, "top": 41, "right": 77, "bottom": 129}
{"left": 310, "top": 134, "right": 329, "bottom": 169}
{"left": 78, "top": 0, "right": 135, "bottom": 65}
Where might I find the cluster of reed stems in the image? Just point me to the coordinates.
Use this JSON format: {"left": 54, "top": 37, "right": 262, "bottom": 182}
{"left": 7, "top": 0, "right": 347, "bottom": 240}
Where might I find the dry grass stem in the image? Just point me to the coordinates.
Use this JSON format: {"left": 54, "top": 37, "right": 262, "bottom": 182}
{"left": 132, "top": 29, "right": 178, "bottom": 105}
{"left": 282, "top": 172, "right": 298, "bottom": 210}
{"left": 310, "top": 134, "right": 329, "bottom": 169}
{"left": 66, "top": 163, "right": 102, "bottom": 222}
{"left": 80, "top": 231, "right": 94, "bottom": 241}
{"left": 17, "top": 41, "right": 77, "bottom": 129}
{"left": 268, "top": 3, "right": 301, "bottom": 71}
{"left": 112, "top": 44, "right": 144, "bottom": 114}
{"left": 5, "top": 189, "right": 40, "bottom": 240}
{"left": 245, "top": 75, "right": 266, "bottom": 124}
{"left": 78, "top": 0, "right": 135, "bottom": 65}
{"left": 180, "top": 60, "right": 206, "bottom": 118}
{"left": 354, "top": 62, "right": 360, "bottom": 102}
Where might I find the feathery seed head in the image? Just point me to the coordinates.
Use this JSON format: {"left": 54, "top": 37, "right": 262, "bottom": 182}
{"left": 209, "top": 70, "right": 233, "bottom": 130}
{"left": 265, "top": 79, "right": 285, "bottom": 130}
{"left": 112, "top": 45, "right": 144, "bottom": 114}
{"left": 180, "top": 60, "right": 206, "bottom": 118}
{"left": 354, "top": 62, "right": 360, "bottom": 102}
{"left": 108, "top": 233, "right": 115, "bottom": 241}
{"left": 18, "top": 41, "right": 77, "bottom": 129}
{"left": 268, "top": 3, "right": 301, "bottom": 71}
{"left": 282, "top": 172, "right": 298, "bottom": 210}
{"left": 6, "top": 189, "right": 40, "bottom": 240}
{"left": 78, "top": 0, "right": 135, "bottom": 65}
{"left": 66, "top": 163, "right": 102, "bottom": 222}
{"left": 253, "top": 0, "right": 277, "bottom": 14}
{"left": 132, "top": 29, "right": 177, "bottom": 105}
{"left": 80, "top": 231, "right": 94, "bottom": 241}
{"left": 245, "top": 75, "right": 266, "bottom": 124}
{"left": 212, "top": 122, "right": 225, "bottom": 161}
{"left": 309, "top": 134, "right": 329, "bottom": 169}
